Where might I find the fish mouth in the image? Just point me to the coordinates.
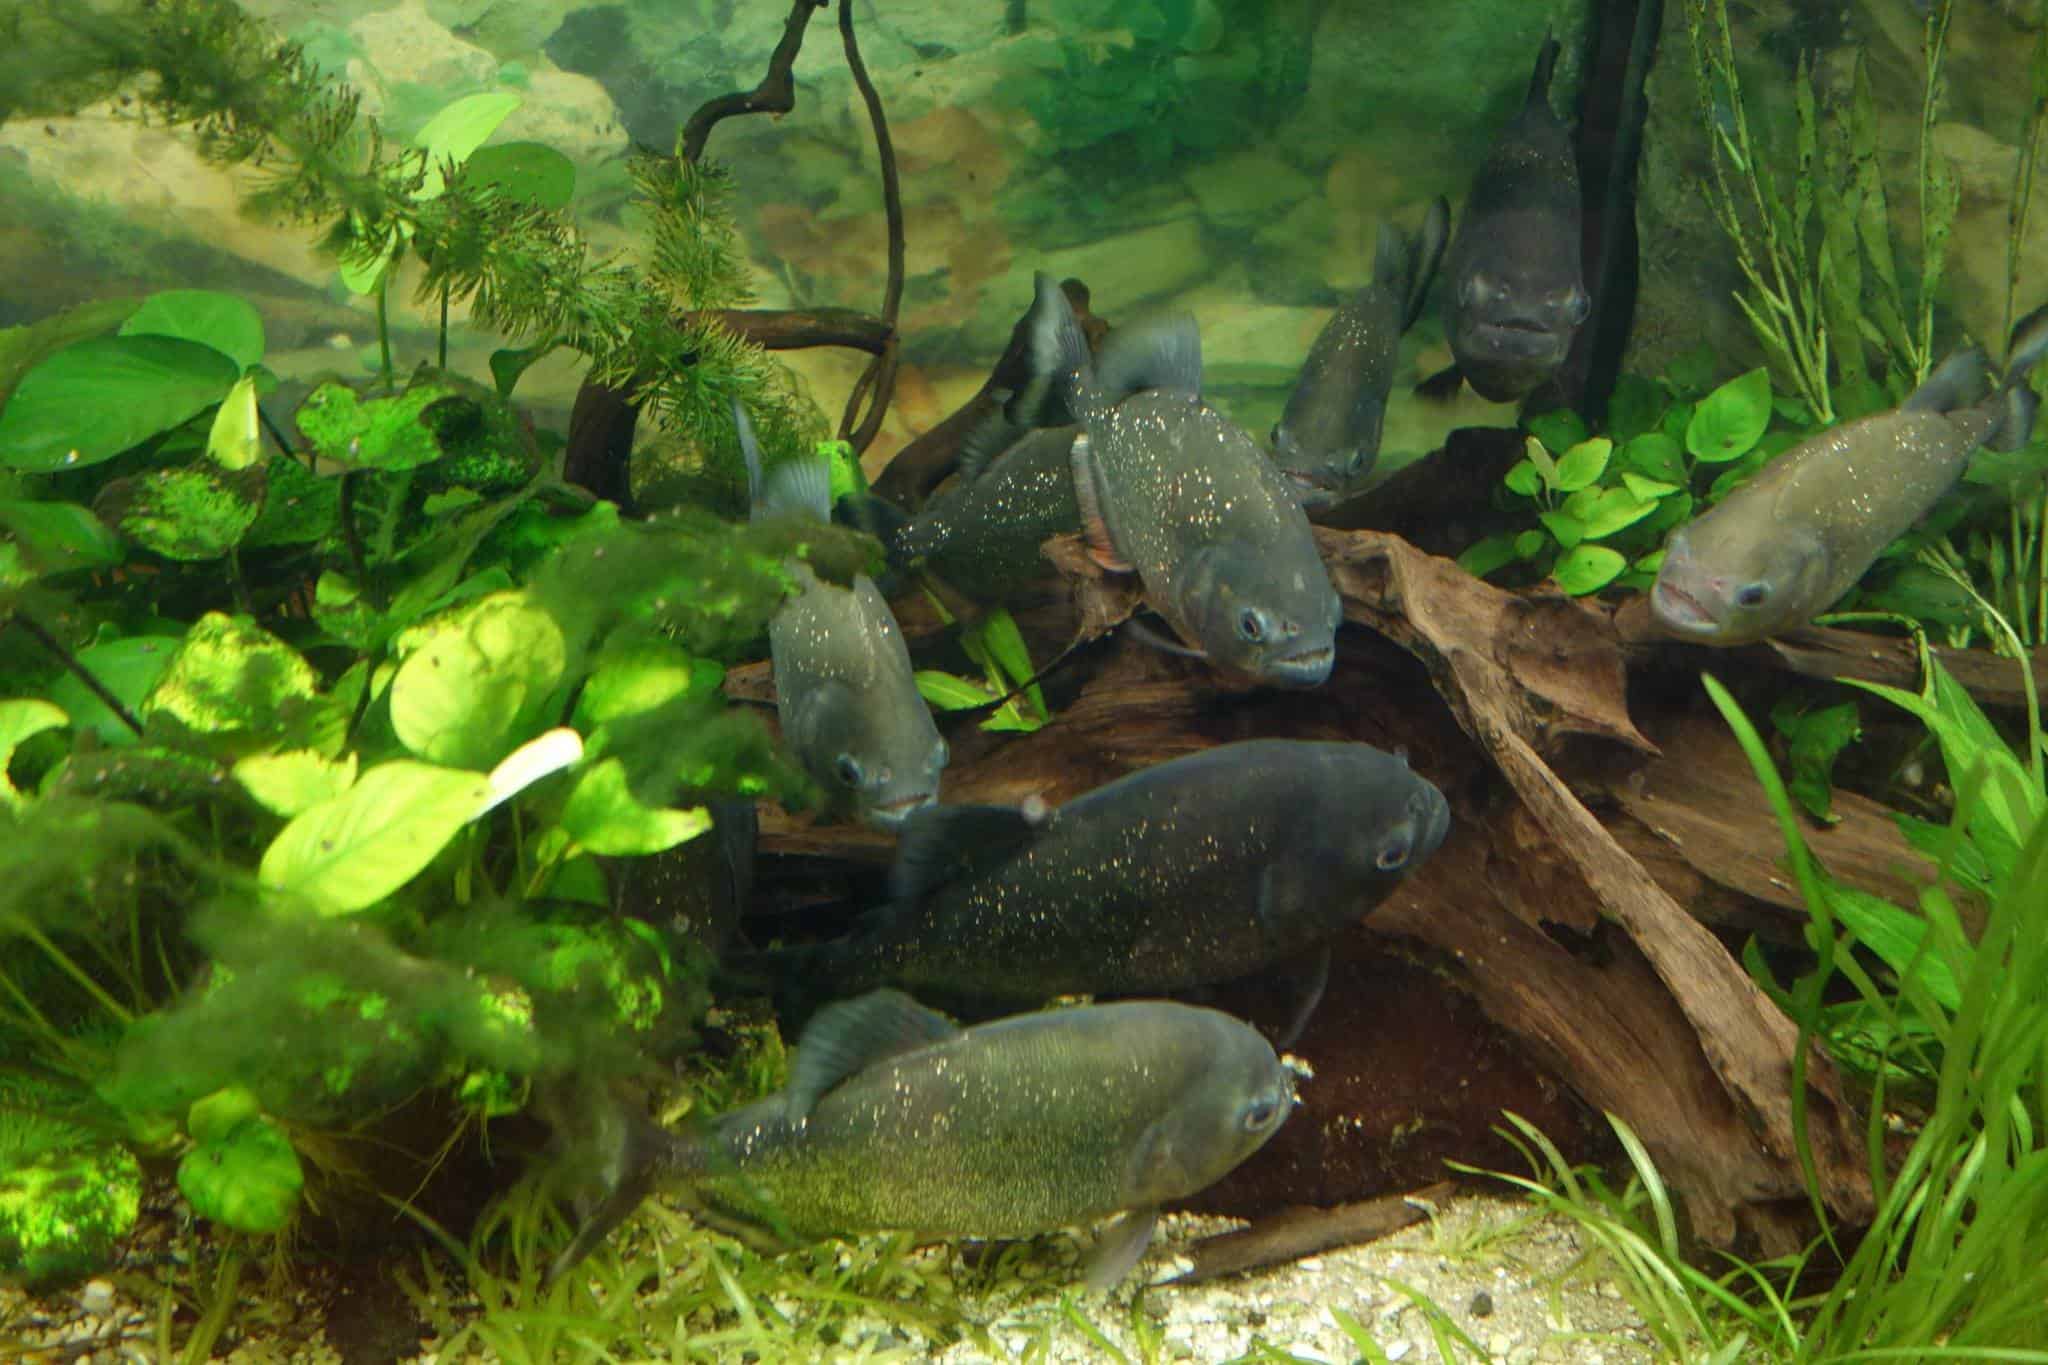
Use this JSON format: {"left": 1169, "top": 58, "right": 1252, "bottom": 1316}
{"left": 1282, "top": 469, "right": 1342, "bottom": 511}
{"left": 863, "top": 791, "right": 938, "bottom": 830}
{"left": 1649, "top": 577, "right": 1725, "bottom": 640}
{"left": 1468, "top": 319, "right": 1570, "bottom": 361}
{"left": 1264, "top": 644, "right": 1335, "bottom": 688}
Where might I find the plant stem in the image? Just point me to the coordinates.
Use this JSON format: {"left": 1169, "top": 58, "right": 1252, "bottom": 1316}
{"left": 335, "top": 470, "right": 383, "bottom": 611}
{"left": 15, "top": 921, "right": 134, "bottom": 1026}
{"left": 7, "top": 610, "right": 146, "bottom": 739}
{"left": 375, "top": 278, "right": 395, "bottom": 394}
{"left": 438, "top": 285, "right": 449, "bottom": 371}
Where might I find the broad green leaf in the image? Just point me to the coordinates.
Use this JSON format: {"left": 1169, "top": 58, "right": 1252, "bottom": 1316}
{"left": 1538, "top": 509, "right": 1585, "bottom": 548}
{"left": 1771, "top": 698, "right": 1861, "bottom": 824}
{"left": 51, "top": 635, "right": 180, "bottom": 748}
{"left": 1513, "top": 529, "right": 1548, "bottom": 560}
{"left": 1552, "top": 544, "right": 1627, "bottom": 595}
{"left": 488, "top": 342, "right": 555, "bottom": 399}
{"left": 463, "top": 140, "right": 574, "bottom": 209}
{"left": 1620, "top": 471, "right": 1680, "bottom": 501}
{"left": 242, "top": 455, "right": 340, "bottom": 548}
{"left": 1823, "top": 879, "right": 1961, "bottom": 1011}
{"left": 0, "top": 297, "right": 139, "bottom": 411}
{"left": 389, "top": 592, "right": 567, "bottom": 769}
{"left": 185, "top": 1086, "right": 262, "bottom": 1144}
{"left": 93, "top": 460, "right": 267, "bottom": 561}
{"left": 1551, "top": 438, "right": 1612, "bottom": 492}
{"left": 259, "top": 759, "right": 491, "bottom": 915}
{"left": 413, "top": 92, "right": 523, "bottom": 200}
{"left": 176, "top": 1113, "right": 301, "bottom": 1235}
{"left": 206, "top": 375, "right": 263, "bottom": 471}
{"left": 558, "top": 758, "right": 710, "bottom": 856}
{"left": 233, "top": 750, "right": 359, "bottom": 819}
{"left": 121, "top": 291, "right": 265, "bottom": 372}
{"left": 1524, "top": 409, "right": 1588, "bottom": 454}
{"left": 338, "top": 226, "right": 400, "bottom": 296}
{"left": 573, "top": 637, "right": 717, "bottom": 732}
{"left": 1618, "top": 432, "right": 1687, "bottom": 484}
{"left": 0, "top": 499, "right": 123, "bottom": 589}
{"left": 0, "top": 699, "right": 66, "bottom": 805}
{"left": 1522, "top": 435, "right": 1559, "bottom": 491}
{"left": 480, "top": 727, "right": 584, "bottom": 816}
{"left": 819, "top": 438, "right": 867, "bottom": 504}
{"left": 1503, "top": 460, "right": 1543, "bottom": 497}
{"left": 293, "top": 381, "right": 455, "bottom": 470}
{"left": 1686, "top": 367, "right": 1772, "bottom": 463}
{"left": 1456, "top": 533, "right": 1520, "bottom": 579}
{"left": 1576, "top": 488, "right": 1659, "bottom": 541}
{"left": 915, "top": 670, "right": 997, "bottom": 710}
{"left": 968, "top": 607, "right": 1043, "bottom": 717}
{"left": 0, "top": 335, "right": 240, "bottom": 471}
{"left": 144, "top": 614, "right": 320, "bottom": 741}
{"left": 1604, "top": 374, "right": 1666, "bottom": 441}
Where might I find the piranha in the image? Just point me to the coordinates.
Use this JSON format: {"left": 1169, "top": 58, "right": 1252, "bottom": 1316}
{"left": 545, "top": 989, "right": 1297, "bottom": 1290}
{"left": 735, "top": 398, "right": 948, "bottom": 828}
{"left": 1652, "top": 306, "right": 2048, "bottom": 646}
{"left": 1421, "top": 33, "right": 1589, "bottom": 404}
{"left": 885, "top": 423, "right": 1085, "bottom": 600}
{"left": 750, "top": 739, "right": 1450, "bottom": 1044}
{"left": 1021, "top": 273, "right": 1343, "bottom": 686}
{"left": 1273, "top": 198, "right": 1450, "bottom": 509}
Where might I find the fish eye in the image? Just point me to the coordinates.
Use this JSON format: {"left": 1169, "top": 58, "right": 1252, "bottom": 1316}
{"left": 1375, "top": 836, "right": 1413, "bottom": 872}
{"left": 834, "top": 754, "right": 865, "bottom": 789}
{"left": 1237, "top": 609, "right": 1266, "bottom": 643}
{"left": 1346, "top": 447, "right": 1372, "bottom": 474}
{"left": 1734, "top": 582, "right": 1771, "bottom": 608}
{"left": 1564, "top": 287, "right": 1592, "bottom": 325}
{"left": 1243, "top": 1098, "right": 1279, "bottom": 1131}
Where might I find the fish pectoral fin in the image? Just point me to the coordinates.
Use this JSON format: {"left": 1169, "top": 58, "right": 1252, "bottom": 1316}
{"left": 1084, "top": 1205, "right": 1162, "bottom": 1293}
{"left": 1415, "top": 364, "right": 1466, "bottom": 403}
{"left": 1272, "top": 944, "right": 1333, "bottom": 1051}
{"left": 1069, "top": 431, "right": 1134, "bottom": 572}
{"left": 1124, "top": 616, "right": 1208, "bottom": 661}
{"left": 785, "top": 989, "right": 962, "bottom": 1120}
{"left": 1405, "top": 197, "right": 1453, "bottom": 333}
{"left": 888, "top": 799, "right": 1051, "bottom": 905}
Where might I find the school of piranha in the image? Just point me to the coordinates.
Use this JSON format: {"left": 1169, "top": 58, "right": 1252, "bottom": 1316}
{"left": 550, "top": 33, "right": 2048, "bottom": 1291}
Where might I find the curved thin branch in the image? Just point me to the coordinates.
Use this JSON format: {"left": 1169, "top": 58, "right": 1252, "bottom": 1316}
{"left": 836, "top": 0, "right": 905, "bottom": 455}
{"left": 9, "top": 611, "right": 145, "bottom": 739}
{"left": 679, "top": 0, "right": 828, "bottom": 164}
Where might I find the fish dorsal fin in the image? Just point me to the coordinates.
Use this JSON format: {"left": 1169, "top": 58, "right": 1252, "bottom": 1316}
{"left": 783, "top": 988, "right": 960, "bottom": 1121}
{"left": 1406, "top": 197, "right": 1452, "bottom": 333}
{"left": 1069, "top": 432, "right": 1133, "bottom": 572}
{"left": 1019, "top": 271, "right": 1098, "bottom": 425}
{"left": 762, "top": 454, "right": 833, "bottom": 526}
{"left": 888, "top": 798, "right": 1051, "bottom": 905}
{"left": 733, "top": 397, "right": 767, "bottom": 518}
{"left": 958, "top": 408, "right": 1027, "bottom": 484}
{"left": 1526, "top": 30, "right": 1561, "bottom": 110}
{"left": 1094, "top": 313, "right": 1204, "bottom": 400}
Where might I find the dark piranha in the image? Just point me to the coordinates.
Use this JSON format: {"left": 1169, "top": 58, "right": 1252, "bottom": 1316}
{"left": 1273, "top": 198, "right": 1449, "bottom": 509}
{"left": 1023, "top": 274, "right": 1343, "bottom": 686}
{"left": 1423, "top": 33, "right": 1589, "bottom": 404}
{"left": 735, "top": 398, "right": 948, "bottom": 827}
{"left": 1653, "top": 306, "right": 2048, "bottom": 646}
{"left": 754, "top": 739, "right": 1449, "bottom": 1037}
{"left": 546, "top": 990, "right": 1297, "bottom": 1290}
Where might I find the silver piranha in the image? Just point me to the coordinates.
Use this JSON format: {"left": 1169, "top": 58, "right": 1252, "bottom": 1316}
{"left": 1274, "top": 198, "right": 1450, "bottom": 509}
{"left": 1022, "top": 273, "right": 1343, "bottom": 686}
{"left": 546, "top": 990, "right": 1297, "bottom": 1290}
{"left": 756, "top": 739, "right": 1450, "bottom": 1043}
{"left": 1652, "top": 306, "right": 2048, "bottom": 646}
{"left": 1423, "top": 33, "right": 1589, "bottom": 404}
{"left": 735, "top": 399, "right": 948, "bottom": 827}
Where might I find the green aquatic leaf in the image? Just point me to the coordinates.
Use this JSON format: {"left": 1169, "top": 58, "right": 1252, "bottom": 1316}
{"left": 488, "top": 342, "right": 555, "bottom": 399}
{"left": 120, "top": 290, "right": 265, "bottom": 372}
{"left": 1456, "top": 534, "right": 1520, "bottom": 579}
{"left": 50, "top": 634, "right": 180, "bottom": 748}
{"left": 205, "top": 375, "right": 263, "bottom": 471}
{"left": 1619, "top": 472, "right": 1681, "bottom": 501}
{"left": 293, "top": 381, "right": 453, "bottom": 470}
{"left": 1503, "top": 459, "right": 1543, "bottom": 497}
{"left": 915, "top": 670, "right": 998, "bottom": 710}
{"left": 0, "top": 335, "right": 240, "bottom": 472}
{"left": 558, "top": 757, "right": 710, "bottom": 856}
{"left": 1552, "top": 544, "right": 1627, "bottom": 596}
{"left": 463, "top": 140, "right": 574, "bottom": 209}
{"left": 1603, "top": 374, "right": 1667, "bottom": 442}
{"left": 0, "top": 699, "right": 67, "bottom": 805}
{"left": 1538, "top": 510, "right": 1585, "bottom": 549}
{"left": 259, "top": 759, "right": 491, "bottom": 916}
{"left": 1686, "top": 367, "right": 1772, "bottom": 463}
{"left": 176, "top": 1111, "right": 301, "bottom": 1235}
{"left": 389, "top": 592, "right": 567, "bottom": 769}
{"left": 967, "top": 607, "right": 1044, "bottom": 718}
{"left": 185, "top": 1086, "right": 263, "bottom": 1144}
{"left": 0, "top": 297, "right": 139, "bottom": 411}
{"left": 242, "top": 455, "right": 340, "bottom": 548}
{"left": 233, "top": 749, "right": 359, "bottom": 819}
{"left": 1771, "top": 698, "right": 1861, "bottom": 824}
{"left": 338, "top": 224, "right": 402, "bottom": 296}
{"left": 819, "top": 438, "right": 867, "bottom": 504}
{"left": 0, "top": 499, "right": 124, "bottom": 589}
{"left": 93, "top": 460, "right": 267, "bottom": 561}
{"left": 1513, "top": 529, "right": 1548, "bottom": 561}
{"left": 1822, "top": 879, "right": 1961, "bottom": 1012}
{"left": 1522, "top": 435, "right": 1560, "bottom": 491}
{"left": 1575, "top": 488, "right": 1659, "bottom": 541}
{"left": 1618, "top": 432, "right": 1687, "bottom": 485}
{"left": 413, "top": 92, "right": 522, "bottom": 200}
{"left": 573, "top": 636, "right": 720, "bottom": 733}
{"left": 1524, "top": 409, "right": 1589, "bottom": 455}
{"left": 144, "top": 614, "right": 321, "bottom": 742}
{"left": 1551, "top": 438, "right": 1612, "bottom": 493}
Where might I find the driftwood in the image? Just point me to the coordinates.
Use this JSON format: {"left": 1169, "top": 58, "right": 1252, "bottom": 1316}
{"left": 738, "top": 527, "right": 1885, "bottom": 1247}
{"left": 1169, "top": 1182, "right": 1455, "bottom": 1285}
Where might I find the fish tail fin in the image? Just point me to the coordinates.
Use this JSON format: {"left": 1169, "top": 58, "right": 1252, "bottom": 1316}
{"left": 732, "top": 396, "right": 767, "bottom": 518}
{"left": 538, "top": 1078, "right": 703, "bottom": 1285}
{"left": 1527, "top": 30, "right": 1561, "bottom": 107}
{"left": 836, "top": 491, "right": 913, "bottom": 561}
{"left": 1989, "top": 383, "right": 2040, "bottom": 454}
{"left": 1904, "top": 346, "right": 1993, "bottom": 415}
{"left": 958, "top": 407, "right": 1029, "bottom": 483}
{"left": 1019, "top": 270, "right": 1106, "bottom": 425}
{"left": 1405, "top": 197, "right": 1452, "bottom": 333}
{"left": 735, "top": 394, "right": 832, "bottom": 525}
{"left": 1092, "top": 312, "right": 1205, "bottom": 401}
{"left": 2003, "top": 300, "right": 2048, "bottom": 382}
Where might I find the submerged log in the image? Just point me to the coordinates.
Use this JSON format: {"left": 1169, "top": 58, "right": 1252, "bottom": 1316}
{"left": 736, "top": 526, "right": 1883, "bottom": 1247}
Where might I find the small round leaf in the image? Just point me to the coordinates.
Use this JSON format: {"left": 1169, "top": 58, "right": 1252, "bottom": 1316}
{"left": 1686, "top": 367, "right": 1772, "bottom": 463}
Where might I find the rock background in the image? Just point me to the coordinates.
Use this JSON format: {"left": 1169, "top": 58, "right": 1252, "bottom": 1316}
{"left": 3, "top": 0, "right": 2045, "bottom": 475}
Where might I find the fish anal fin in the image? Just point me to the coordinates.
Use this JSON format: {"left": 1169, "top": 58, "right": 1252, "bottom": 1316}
{"left": 1069, "top": 431, "right": 1133, "bottom": 572}
{"left": 783, "top": 988, "right": 961, "bottom": 1120}
{"left": 1084, "top": 1206, "right": 1161, "bottom": 1293}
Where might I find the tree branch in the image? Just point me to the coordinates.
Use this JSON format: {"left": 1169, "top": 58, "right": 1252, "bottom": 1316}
{"left": 679, "top": 0, "right": 829, "bottom": 164}
{"left": 836, "top": 0, "right": 905, "bottom": 456}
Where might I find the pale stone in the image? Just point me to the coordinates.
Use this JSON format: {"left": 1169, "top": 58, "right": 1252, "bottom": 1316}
{"left": 1183, "top": 151, "right": 1317, "bottom": 232}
